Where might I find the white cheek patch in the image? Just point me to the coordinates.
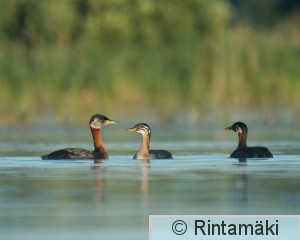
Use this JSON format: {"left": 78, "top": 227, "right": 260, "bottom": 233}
{"left": 236, "top": 126, "right": 242, "bottom": 134}
{"left": 137, "top": 129, "right": 146, "bottom": 136}
{"left": 137, "top": 127, "right": 150, "bottom": 136}
{"left": 90, "top": 119, "right": 101, "bottom": 129}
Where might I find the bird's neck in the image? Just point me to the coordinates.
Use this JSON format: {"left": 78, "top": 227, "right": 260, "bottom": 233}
{"left": 91, "top": 127, "right": 106, "bottom": 153}
{"left": 138, "top": 134, "right": 150, "bottom": 155}
{"left": 237, "top": 132, "right": 247, "bottom": 148}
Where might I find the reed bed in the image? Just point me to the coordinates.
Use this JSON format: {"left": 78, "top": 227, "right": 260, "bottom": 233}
{"left": 0, "top": 1, "right": 299, "bottom": 125}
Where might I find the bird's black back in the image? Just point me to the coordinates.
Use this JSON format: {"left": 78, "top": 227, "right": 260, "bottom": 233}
{"left": 41, "top": 148, "right": 103, "bottom": 160}
{"left": 230, "top": 146, "right": 273, "bottom": 158}
{"left": 149, "top": 149, "right": 173, "bottom": 159}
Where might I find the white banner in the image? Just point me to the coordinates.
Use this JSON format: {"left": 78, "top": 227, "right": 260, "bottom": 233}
{"left": 149, "top": 215, "right": 300, "bottom": 240}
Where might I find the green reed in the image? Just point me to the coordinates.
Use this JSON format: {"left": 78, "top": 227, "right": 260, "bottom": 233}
{"left": 0, "top": 25, "right": 299, "bottom": 125}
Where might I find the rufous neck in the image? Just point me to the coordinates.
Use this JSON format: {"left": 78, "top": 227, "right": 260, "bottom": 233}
{"left": 90, "top": 127, "right": 105, "bottom": 151}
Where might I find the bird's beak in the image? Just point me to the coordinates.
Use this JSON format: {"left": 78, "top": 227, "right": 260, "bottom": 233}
{"left": 104, "top": 119, "right": 119, "bottom": 126}
{"left": 225, "top": 126, "right": 233, "bottom": 130}
{"left": 126, "top": 126, "right": 137, "bottom": 132}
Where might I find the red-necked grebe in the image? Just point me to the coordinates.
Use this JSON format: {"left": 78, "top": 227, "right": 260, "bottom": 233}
{"left": 126, "top": 123, "right": 173, "bottom": 160}
{"left": 41, "top": 114, "right": 119, "bottom": 160}
{"left": 225, "top": 121, "right": 273, "bottom": 158}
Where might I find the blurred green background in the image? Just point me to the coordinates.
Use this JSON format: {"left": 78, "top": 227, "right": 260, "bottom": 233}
{"left": 0, "top": 0, "right": 299, "bottom": 126}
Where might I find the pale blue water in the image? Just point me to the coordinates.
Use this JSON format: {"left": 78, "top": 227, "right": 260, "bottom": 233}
{"left": 0, "top": 125, "right": 300, "bottom": 240}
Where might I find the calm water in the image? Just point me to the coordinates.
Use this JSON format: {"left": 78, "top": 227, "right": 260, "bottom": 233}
{"left": 0, "top": 124, "right": 300, "bottom": 240}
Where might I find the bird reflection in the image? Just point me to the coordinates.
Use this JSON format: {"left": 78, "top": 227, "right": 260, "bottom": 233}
{"left": 91, "top": 158, "right": 150, "bottom": 208}
{"left": 140, "top": 159, "right": 150, "bottom": 195}
{"left": 235, "top": 158, "right": 248, "bottom": 207}
{"left": 92, "top": 159, "right": 104, "bottom": 202}
{"left": 139, "top": 158, "right": 150, "bottom": 212}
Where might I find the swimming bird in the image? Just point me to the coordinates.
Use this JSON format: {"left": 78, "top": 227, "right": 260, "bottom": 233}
{"left": 126, "top": 123, "right": 173, "bottom": 160}
{"left": 41, "top": 114, "right": 119, "bottom": 160}
{"left": 225, "top": 121, "right": 273, "bottom": 158}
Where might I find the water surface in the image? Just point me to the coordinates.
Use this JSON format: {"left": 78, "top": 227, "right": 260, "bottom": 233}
{"left": 0, "top": 125, "right": 300, "bottom": 240}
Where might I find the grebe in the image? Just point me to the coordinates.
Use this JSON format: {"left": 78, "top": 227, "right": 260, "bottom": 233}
{"left": 126, "top": 123, "right": 173, "bottom": 160}
{"left": 225, "top": 122, "right": 273, "bottom": 158}
{"left": 41, "top": 114, "right": 119, "bottom": 160}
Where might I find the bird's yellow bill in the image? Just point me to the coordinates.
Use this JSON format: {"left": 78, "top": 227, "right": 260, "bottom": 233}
{"left": 104, "top": 119, "right": 119, "bottom": 125}
{"left": 126, "top": 127, "right": 137, "bottom": 132}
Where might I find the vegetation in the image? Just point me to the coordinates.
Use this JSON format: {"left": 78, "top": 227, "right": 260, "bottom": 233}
{"left": 0, "top": 0, "right": 299, "bottom": 125}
